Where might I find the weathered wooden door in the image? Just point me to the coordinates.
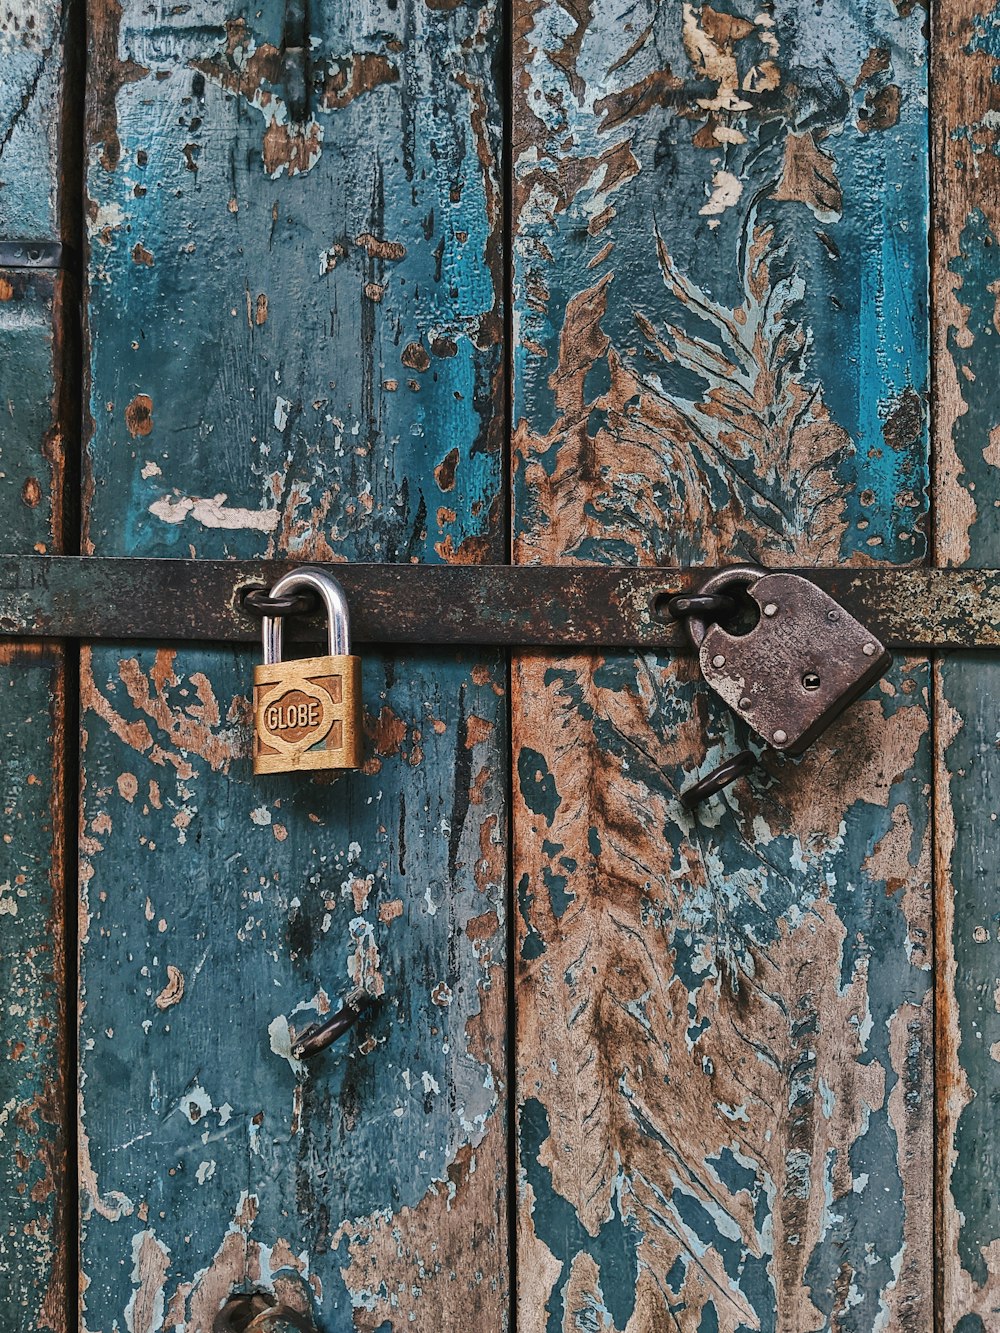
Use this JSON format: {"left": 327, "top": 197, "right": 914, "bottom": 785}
{"left": 3, "top": 0, "right": 1000, "bottom": 1328}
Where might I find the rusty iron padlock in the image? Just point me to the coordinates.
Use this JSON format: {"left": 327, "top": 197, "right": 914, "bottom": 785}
{"left": 672, "top": 565, "right": 892, "bottom": 808}
{"left": 253, "top": 567, "right": 362, "bottom": 775}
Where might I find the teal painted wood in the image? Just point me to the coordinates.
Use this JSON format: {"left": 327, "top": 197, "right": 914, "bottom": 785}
{"left": 0, "top": 268, "right": 68, "bottom": 563}
{"left": 513, "top": 2, "right": 932, "bottom": 1328}
{"left": 933, "top": 5, "right": 1000, "bottom": 1321}
{"left": 0, "top": 4, "right": 75, "bottom": 1327}
{"left": 81, "top": 1, "right": 508, "bottom": 1328}
{"left": 0, "top": 642, "right": 68, "bottom": 1330}
{"left": 0, "top": 0, "right": 72, "bottom": 239}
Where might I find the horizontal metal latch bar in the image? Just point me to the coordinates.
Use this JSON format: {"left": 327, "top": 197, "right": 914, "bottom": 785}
{"left": 0, "top": 557, "right": 995, "bottom": 650}
{"left": 0, "top": 241, "right": 70, "bottom": 270}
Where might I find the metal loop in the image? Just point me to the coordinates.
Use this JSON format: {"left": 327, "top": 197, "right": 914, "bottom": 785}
{"left": 261, "top": 567, "right": 352, "bottom": 665}
{"left": 292, "top": 987, "right": 373, "bottom": 1060}
{"left": 681, "top": 749, "right": 758, "bottom": 810}
{"left": 242, "top": 587, "right": 318, "bottom": 618}
{"left": 682, "top": 565, "right": 767, "bottom": 650}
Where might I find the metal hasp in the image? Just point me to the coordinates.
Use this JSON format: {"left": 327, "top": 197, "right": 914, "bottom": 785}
{"left": 3, "top": 556, "right": 1000, "bottom": 648}
{"left": 676, "top": 566, "right": 892, "bottom": 807}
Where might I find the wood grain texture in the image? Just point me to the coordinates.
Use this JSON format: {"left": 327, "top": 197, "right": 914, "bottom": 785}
{"left": 0, "top": 642, "right": 69, "bottom": 1330}
{"left": 0, "top": 2, "right": 76, "bottom": 1327}
{"left": 81, "top": 1, "right": 507, "bottom": 1328}
{"left": 932, "top": 2, "right": 1000, "bottom": 1325}
{"left": 512, "top": 2, "right": 932, "bottom": 1327}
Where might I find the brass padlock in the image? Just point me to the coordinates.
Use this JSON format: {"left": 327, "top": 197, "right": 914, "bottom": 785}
{"left": 252, "top": 567, "right": 362, "bottom": 775}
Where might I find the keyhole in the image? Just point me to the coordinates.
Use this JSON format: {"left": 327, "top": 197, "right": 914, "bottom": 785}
{"left": 802, "top": 672, "right": 821, "bottom": 691}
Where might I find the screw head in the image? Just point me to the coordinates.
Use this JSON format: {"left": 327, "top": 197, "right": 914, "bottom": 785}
{"left": 739, "top": 696, "right": 751, "bottom": 710}
{"left": 862, "top": 642, "right": 877, "bottom": 657}
{"left": 827, "top": 609, "right": 840, "bottom": 623}
{"left": 711, "top": 654, "right": 726, "bottom": 668}
{"left": 763, "top": 603, "right": 778, "bottom": 617}
{"left": 773, "top": 729, "right": 788, "bottom": 744}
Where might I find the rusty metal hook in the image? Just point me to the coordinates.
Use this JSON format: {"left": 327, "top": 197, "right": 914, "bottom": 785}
{"left": 292, "top": 985, "right": 374, "bottom": 1060}
{"left": 680, "top": 748, "right": 758, "bottom": 811}
{"left": 674, "top": 564, "right": 767, "bottom": 650}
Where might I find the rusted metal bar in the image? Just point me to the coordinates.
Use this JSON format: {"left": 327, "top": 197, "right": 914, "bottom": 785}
{"left": 0, "top": 556, "right": 996, "bottom": 649}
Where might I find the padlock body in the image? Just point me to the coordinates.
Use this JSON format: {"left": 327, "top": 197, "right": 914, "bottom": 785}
{"left": 253, "top": 653, "right": 362, "bottom": 774}
{"left": 699, "top": 572, "right": 891, "bottom": 754}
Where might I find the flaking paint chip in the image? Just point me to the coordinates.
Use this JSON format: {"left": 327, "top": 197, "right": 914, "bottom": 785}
{"left": 155, "top": 965, "right": 185, "bottom": 1010}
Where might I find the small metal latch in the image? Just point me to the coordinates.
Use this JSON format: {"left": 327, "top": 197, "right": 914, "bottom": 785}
{"left": 0, "top": 240, "right": 69, "bottom": 270}
{"left": 672, "top": 565, "right": 892, "bottom": 808}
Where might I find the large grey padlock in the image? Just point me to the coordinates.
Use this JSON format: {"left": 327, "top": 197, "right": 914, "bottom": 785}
{"left": 673, "top": 565, "right": 892, "bottom": 807}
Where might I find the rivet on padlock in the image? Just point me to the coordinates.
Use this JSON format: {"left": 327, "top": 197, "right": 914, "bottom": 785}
{"left": 670, "top": 565, "right": 892, "bottom": 808}
{"left": 252, "top": 567, "right": 362, "bottom": 775}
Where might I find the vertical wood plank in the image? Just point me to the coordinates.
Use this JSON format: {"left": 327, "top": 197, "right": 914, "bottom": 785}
{"left": 932, "top": 2, "right": 1000, "bottom": 1323}
{"left": 81, "top": 2, "right": 508, "bottom": 1329}
{"left": 0, "top": 639, "right": 68, "bottom": 1330}
{"left": 512, "top": 2, "right": 932, "bottom": 1327}
{"left": 0, "top": 1, "right": 77, "bottom": 1326}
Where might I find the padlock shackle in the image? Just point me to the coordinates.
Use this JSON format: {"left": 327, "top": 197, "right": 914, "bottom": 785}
{"left": 261, "top": 567, "right": 351, "bottom": 665}
{"left": 683, "top": 565, "right": 766, "bottom": 649}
